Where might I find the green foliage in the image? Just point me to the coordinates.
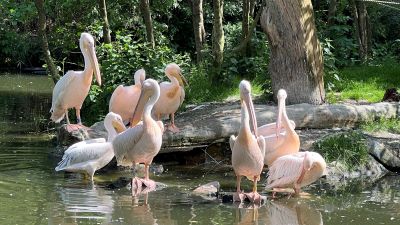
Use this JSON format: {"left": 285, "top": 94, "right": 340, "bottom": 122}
{"left": 325, "top": 59, "right": 400, "bottom": 103}
{"left": 313, "top": 131, "right": 369, "bottom": 170}
{"left": 361, "top": 118, "right": 400, "bottom": 134}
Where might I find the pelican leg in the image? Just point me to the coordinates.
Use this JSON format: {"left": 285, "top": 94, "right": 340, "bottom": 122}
{"left": 76, "top": 108, "right": 82, "bottom": 125}
{"left": 245, "top": 176, "right": 262, "bottom": 204}
{"left": 142, "top": 163, "right": 156, "bottom": 190}
{"left": 233, "top": 175, "right": 245, "bottom": 202}
{"left": 167, "top": 113, "right": 180, "bottom": 133}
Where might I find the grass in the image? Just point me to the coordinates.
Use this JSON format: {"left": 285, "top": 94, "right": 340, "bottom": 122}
{"left": 361, "top": 118, "right": 400, "bottom": 134}
{"left": 313, "top": 131, "right": 369, "bottom": 170}
{"left": 326, "top": 59, "right": 400, "bottom": 103}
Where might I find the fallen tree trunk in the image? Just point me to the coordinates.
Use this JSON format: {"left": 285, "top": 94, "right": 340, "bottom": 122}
{"left": 57, "top": 102, "right": 399, "bottom": 152}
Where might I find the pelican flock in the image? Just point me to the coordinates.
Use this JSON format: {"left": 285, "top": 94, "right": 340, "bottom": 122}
{"left": 109, "top": 69, "right": 146, "bottom": 124}
{"left": 152, "top": 63, "right": 188, "bottom": 133}
{"left": 52, "top": 32, "right": 328, "bottom": 202}
{"left": 55, "top": 112, "right": 126, "bottom": 181}
{"left": 50, "top": 32, "right": 101, "bottom": 132}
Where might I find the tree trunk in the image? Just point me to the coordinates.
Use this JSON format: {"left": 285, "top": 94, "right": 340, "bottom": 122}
{"left": 140, "top": 0, "right": 155, "bottom": 48}
{"left": 327, "top": 0, "right": 337, "bottom": 26}
{"left": 192, "top": 0, "right": 205, "bottom": 64}
{"left": 34, "top": 0, "right": 60, "bottom": 84}
{"left": 98, "top": 0, "right": 111, "bottom": 44}
{"left": 350, "top": 0, "right": 369, "bottom": 63}
{"left": 241, "top": 0, "right": 250, "bottom": 55}
{"left": 260, "top": 0, "right": 325, "bottom": 105}
{"left": 249, "top": 0, "right": 256, "bottom": 17}
{"left": 233, "top": 3, "right": 263, "bottom": 53}
{"left": 212, "top": 0, "right": 224, "bottom": 82}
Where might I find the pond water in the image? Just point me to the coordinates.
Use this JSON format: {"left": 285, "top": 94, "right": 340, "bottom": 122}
{"left": 0, "top": 73, "right": 399, "bottom": 225}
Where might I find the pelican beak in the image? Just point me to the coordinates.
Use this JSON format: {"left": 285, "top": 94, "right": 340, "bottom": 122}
{"left": 88, "top": 44, "right": 101, "bottom": 86}
{"left": 130, "top": 87, "right": 150, "bottom": 127}
{"left": 276, "top": 94, "right": 284, "bottom": 139}
{"left": 243, "top": 92, "right": 258, "bottom": 137}
{"left": 112, "top": 120, "right": 126, "bottom": 133}
{"left": 177, "top": 71, "right": 188, "bottom": 87}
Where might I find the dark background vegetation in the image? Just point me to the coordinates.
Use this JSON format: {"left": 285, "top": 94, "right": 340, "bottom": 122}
{"left": 1, "top": 0, "right": 399, "bottom": 123}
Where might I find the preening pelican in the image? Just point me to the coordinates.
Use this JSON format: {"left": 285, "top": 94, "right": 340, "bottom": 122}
{"left": 259, "top": 89, "right": 300, "bottom": 167}
{"left": 50, "top": 32, "right": 101, "bottom": 132}
{"left": 55, "top": 112, "right": 126, "bottom": 181}
{"left": 230, "top": 80, "right": 265, "bottom": 204}
{"left": 109, "top": 69, "right": 146, "bottom": 124}
{"left": 152, "top": 63, "right": 187, "bottom": 133}
{"left": 266, "top": 151, "right": 326, "bottom": 197}
{"left": 113, "top": 78, "right": 164, "bottom": 190}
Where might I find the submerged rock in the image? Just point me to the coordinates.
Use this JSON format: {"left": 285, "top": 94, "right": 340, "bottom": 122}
{"left": 192, "top": 181, "right": 220, "bottom": 200}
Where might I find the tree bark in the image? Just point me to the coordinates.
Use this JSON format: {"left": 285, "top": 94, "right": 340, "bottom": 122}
{"left": 212, "top": 0, "right": 224, "bottom": 82}
{"left": 98, "top": 0, "right": 111, "bottom": 44}
{"left": 327, "top": 0, "right": 337, "bottom": 26}
{"left": 241, "top": 0, "right": 250, "bottom": 55}
{"left": 249, "top": 0, "right": 256, "bottom": 17}
{"left": 34, "top": 0, "right": 60, "bottom": 84}
{"left": 140, "top": 0, "right": 155, "bottom": 48}
{"left": 260, "top": 0, "right": 325, "bottom": 105}
{"left": 192, "top": 0, "right": 206, "bottom": 64}
{"left": 350, "top": 0, "right": 369, "bottom": 63}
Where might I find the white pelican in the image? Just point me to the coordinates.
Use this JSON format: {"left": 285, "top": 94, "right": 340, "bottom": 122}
{"left": 266, "top": 151, "right": 326, "bottom": 197}
{"left": 152, "top": 63, "right": 188, "bottom": 133}
{"left": 113, "top": 78, "right": 164, "bottom": 190}
{"left": 50, "top": 32, "right": 101, "bottom": 132}
{"left": 259, "top": 89, "right": 300, "bottom": 167}
{"left": 230, "top": 80, "right": 265, "bottom": 204}
{"left": 55, "top": 112, "right": 126, "bottom": 181}
{"left": 109, "top": 69, "right": 146, "bottom": 124}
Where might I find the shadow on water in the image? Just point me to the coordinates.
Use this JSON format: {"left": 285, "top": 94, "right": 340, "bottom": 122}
{"left": 0, "top": 73, "right": 400, "bottom": 224}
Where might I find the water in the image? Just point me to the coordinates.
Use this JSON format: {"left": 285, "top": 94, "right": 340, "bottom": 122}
{"left": 0, "top": 73, "right": 399, "bottom": 225}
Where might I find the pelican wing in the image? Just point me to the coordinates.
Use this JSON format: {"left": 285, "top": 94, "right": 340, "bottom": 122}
{"left": 257, "top": 136, "right": 266, "bottom": 159}
{"left": 109, "top": 85, "right": 124, "bottom": 112}
{"left": 55, "top": 142, "right": 113, "bottom": 171}
{"left": 179, "top": 87, "right": 185, "bottom": 106}
{"left": 63, "top": 138, "right": 106, "bottom": 159}
{"left": 112, "top": 124, "right": 144, "bottom": 166}
{"left": 50, "top": 71, "right": 77, "bottom": 122}
{"left": 266, "top": 154, "right": 304, "bottom": 189}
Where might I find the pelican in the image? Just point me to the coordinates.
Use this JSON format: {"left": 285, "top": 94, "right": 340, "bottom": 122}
{"left": 259, "top": 89, "right": 300, "bottom": 167}
{"left": 152, "top": 63, "right": 188, "bottom": 133}
{"left": 55, "top": 112, "right": 126, "bottom": 181}
{"left": 266, "top": 151, "right": 326, "bottom": 197}
{"left": 113, "top": 78, "right": 164, "bottom": 190}
{"left": 109, "top": 69, "right": 146, "bottom": 124}
{"left": 230, "top": 80, "right": 265, "bottom": 204}
{"left": 50, "top": 32, "right": 101, "bottom": 132}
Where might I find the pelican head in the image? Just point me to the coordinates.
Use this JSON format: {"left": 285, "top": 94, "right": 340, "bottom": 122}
{"left": 239, "top": 80, "right": 257, "bottom": 136}
{"left": 276, "top": 89, "right": 288, "bottom": 138}
{"left": 130, "top": 79, "right": 160, "bottom": 127}
{"left": 165, "top": 63, "right": 188, "bottom": 87}
{"left": 80, "top": 32, "right": 101, "bottom": 86}
{"left": 134, "top": 69, "right": 146, "bottom": 86}
{"left": 103, "top": 112, "right": 125, "bottom": 140}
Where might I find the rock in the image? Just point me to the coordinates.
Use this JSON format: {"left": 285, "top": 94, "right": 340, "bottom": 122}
{"left": 319, "top": 155, "right": 388, "bottom": 191}
{"left": 192, "top": 181, "right": 220, "bottom": 200}
{"left": 57, "top": 102, "right": 400, "bottom": 153}
{"left": 364, "top": 132, "right": 400, "bottom": 172}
